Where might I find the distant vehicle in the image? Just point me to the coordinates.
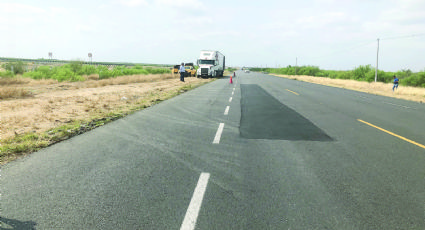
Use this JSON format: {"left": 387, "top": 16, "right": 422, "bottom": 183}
{"left": 196, "top": 50, "right": 225, "bottom": 78}
{"left": 244, "top": 69, "right": 250, "bottom": 73}
{"left": 184, "top": 63, "right": 196, "bottom": 77}
{"left": 172, "top": 65, "right": 180, "bottom": 74}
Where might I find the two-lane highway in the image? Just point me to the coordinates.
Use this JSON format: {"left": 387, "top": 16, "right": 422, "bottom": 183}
{"left": 2, "top": 71, "right": 425, "bottom": 229}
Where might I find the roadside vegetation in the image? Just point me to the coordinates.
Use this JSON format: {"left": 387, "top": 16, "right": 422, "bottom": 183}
{"left": 0, "top": 60, "right": 170, "bottom": 82}
{"left": 227, "top": 67, "right": 237, "bottom": 73}
{"left": 252, "top": 65, "right": 425, "bottom": 88}
{"left": 0, "top": 61, "right": 172, "bottom": 100}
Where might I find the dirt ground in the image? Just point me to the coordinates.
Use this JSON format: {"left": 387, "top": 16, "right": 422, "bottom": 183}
{"left": 0, "top": 74, "right": 211, "bottom": 140}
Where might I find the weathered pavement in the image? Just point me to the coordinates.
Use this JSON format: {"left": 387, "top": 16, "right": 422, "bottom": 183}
{"left": 2, "top": 71, "right": 425, "bottom": 229}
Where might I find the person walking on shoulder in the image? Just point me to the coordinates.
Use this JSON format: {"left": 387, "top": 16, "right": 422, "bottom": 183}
{"left": 179, "top": 63, "right": 185, "bottom": 82}
{"left": 393, "top": 75, "right": 399, "bottom": 91}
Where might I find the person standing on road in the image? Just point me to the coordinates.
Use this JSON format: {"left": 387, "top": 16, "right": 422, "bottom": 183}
{"left": 179, "top": 63, "right": 185, "bottom": 82}
{"left": 393, "top": 75, "right": 399, "bottom": 91}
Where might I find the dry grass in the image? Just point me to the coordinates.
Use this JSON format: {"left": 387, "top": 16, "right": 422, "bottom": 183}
{"left": 82, "top": 74, "right": 175, "bottom": 88}
{"left": 0, "top": 74, "right": 211, "bottom": 140}
{"left": 0, "top": 74, "right": 176, "bottom": 100}
{"left": 0, "top": 77, "right": 29, "bottom": 85}
{"left": 0, "top": 77, "right": 34, "bottom": 99}
{"left": 274, "top": 74, "right": 425, "bottom": 103}
{"left": 1, "top": 74, "right": 213, "bottom": 164}
{"left": 0, "top": 87, "right": 32, "bottom": 99}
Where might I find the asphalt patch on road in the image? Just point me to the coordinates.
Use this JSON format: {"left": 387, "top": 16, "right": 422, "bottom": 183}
{"left": 240, "top": 84, "right": 332, "bottom": 141}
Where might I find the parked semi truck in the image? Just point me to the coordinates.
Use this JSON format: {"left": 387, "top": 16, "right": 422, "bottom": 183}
{"left": 196, "top": 50, "right": 225, "bottom": 78}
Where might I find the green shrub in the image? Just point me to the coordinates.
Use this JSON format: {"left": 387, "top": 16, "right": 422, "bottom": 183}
{"left": 339, "top": 71, "right": 353, "bottom": 79}
{"left": 0, "top": 70, "right": 15, "bottom": 78}
{"left": 52, "top": 68, "right": 76, "bottom": 82}
{"left": 133, "top": 64, "right": 144, "bottom": 70}
{"left": 38, "top": 66, "right": 53, "bottom": 79}
{"left": 81, "top": 65, "right": 97, "bottom": 75}
{"left": 98, "top": 70, "right": 113, "bottom": 79}
{"left": 23, "top": 71, "right": 44, "bottom": 79}
{"left": 286, "top": 66, "right": 295, "bottom": 75}
{"left": 254, "top": 65, "right": 425, "bottom": 88}
{"left": 2, "top": 61, "right": 27, "bottom": 75}
{"left": 403, "top": 72, "right": 425, "bottom": 87}
{"left": 69, "top": 60, "right": 83, "bottom": 74}
{"left": 145, "top": 67, "right": 169, "bottom": 74}
{"left": 352, "top": 65, "right": 372, "bottom": 80}
{"left": 381, "top": 71, "right": 395, "bottom": 83}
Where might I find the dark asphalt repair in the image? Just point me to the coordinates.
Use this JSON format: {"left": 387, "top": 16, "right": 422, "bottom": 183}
{"left": 240, "top": 84, "right": 332, "bottom": 141}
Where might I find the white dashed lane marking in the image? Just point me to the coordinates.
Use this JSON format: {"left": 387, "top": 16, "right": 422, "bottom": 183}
{"left": 213, "top": 123, "right": 225, "bottom": 144}
{"left": 224, "top": 106, "right": 230, "bottom": 115}
{"left": 180, "top": 173, "right": 211, "bottom": 230}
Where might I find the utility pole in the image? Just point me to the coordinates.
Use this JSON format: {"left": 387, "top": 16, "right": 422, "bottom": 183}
{"left": 375, "top": 38, "right": 379, "bottom": 82}
{"left": 295, "top": 57, "right": 298, "bottom": 75}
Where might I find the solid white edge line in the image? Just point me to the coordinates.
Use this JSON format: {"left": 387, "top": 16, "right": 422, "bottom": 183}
{"left": 229, "top": 97, "right": 233, "bottom": 102}
{"left": 213, "top": 123, "right": 225, "bottom": 144}
{"left": 180, "top": 172, "right": 211, "bottom": 230}
{"left": 224, "top": 106, "right": 230, "bottom": 115}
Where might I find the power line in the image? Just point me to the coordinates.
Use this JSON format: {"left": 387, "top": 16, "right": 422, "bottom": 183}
{"left": 304, "top": 40, "right": 376, "bottom": 60}
{"left": 380, "top": 33, "right": 425, "bottom": 41}
{"left": 283, "top": 33, "right": 424, "bottom": 70}
{"left": 304, "top": 33, "right": 424, "bottom": 60}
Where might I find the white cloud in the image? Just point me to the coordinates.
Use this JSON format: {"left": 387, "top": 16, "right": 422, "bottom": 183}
{"left": 172, "top": 15, "right": 213, "bottom": 27}
{"left": 48, "top": 6, "right": 70, "bottom": 15}
{"left": 153, "top": 0, "right": 205, "bottom": 10}
{"left": 76, "top": 24, "right": 93, "bottom": 33}
{"left": 0, "top": 3, "right": 46, "bottom": 25}
{"left": 116, "top": 0, "right": 149, "bottom": 7}
{"left": 296, "top": 11, "right": 358, "bottom": 30}
{"left": 381, "top": 1, "right": 425, "bottom": 24}
{"left": 363, "top": 0, "right": 425, "bottom": 35}
{"left": 0, "top": 3, "right": 46, "bottom": 14}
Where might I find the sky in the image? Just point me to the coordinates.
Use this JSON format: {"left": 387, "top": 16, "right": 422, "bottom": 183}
{"left": 1, "top": 0, "right": 425, "bottom": 71}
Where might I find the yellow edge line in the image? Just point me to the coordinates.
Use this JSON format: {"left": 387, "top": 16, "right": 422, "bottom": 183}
{"left": 358, "top": 119, "right": 425, "bottom": 150}
{"left": 285, "top": 89, "right": 299, "bottom": 95}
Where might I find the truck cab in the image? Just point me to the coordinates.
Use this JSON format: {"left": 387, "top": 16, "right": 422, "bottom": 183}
{"left": 196, "top": 50, "right": 225, "bottom": 78}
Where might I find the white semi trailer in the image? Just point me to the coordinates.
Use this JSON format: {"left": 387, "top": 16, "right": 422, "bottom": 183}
{"left": 196, "top": 50, "right": 225, "bottom": 78}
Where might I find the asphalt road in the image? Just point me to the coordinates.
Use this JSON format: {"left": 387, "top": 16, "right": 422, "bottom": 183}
{"left": 2, "top": 71, "right": 425, "bottom": 229}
